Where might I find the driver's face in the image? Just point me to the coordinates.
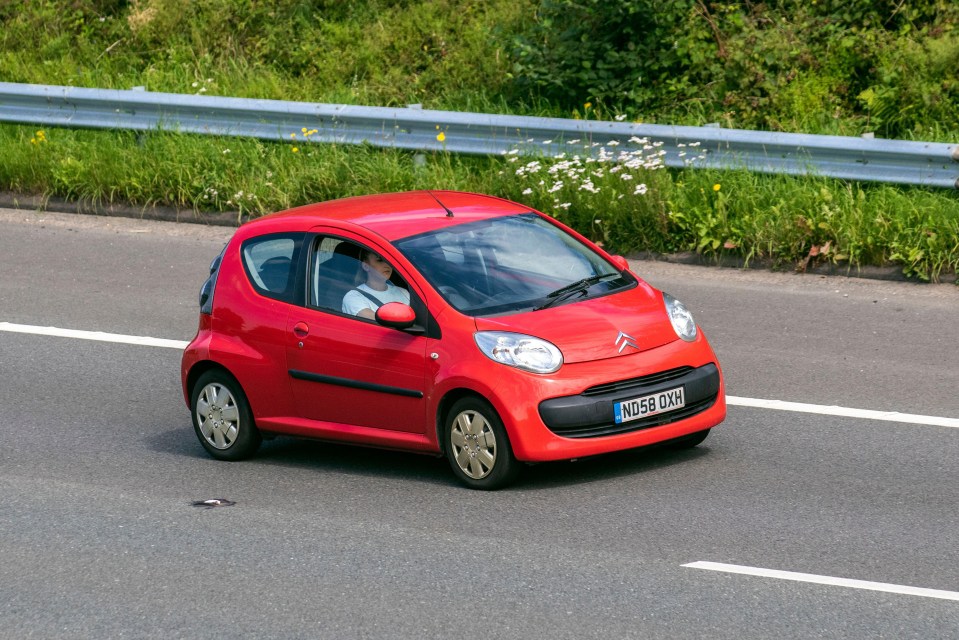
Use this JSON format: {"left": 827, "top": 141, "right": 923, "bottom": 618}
{"left": 363, "top": 253, "right": 392, "bottom": 282}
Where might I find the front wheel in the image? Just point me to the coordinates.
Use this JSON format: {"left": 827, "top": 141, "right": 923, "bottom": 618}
{"left": 443, "top": 397, "right": 520, "bottom": 490}
{"left": 191, "top": 369, "right": 261, "bottom": 460}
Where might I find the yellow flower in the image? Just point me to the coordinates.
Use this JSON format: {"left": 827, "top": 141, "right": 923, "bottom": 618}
{"left": 584, "top": 102, "right": 592, "bottom": 109}
{"left": 292, "top": 147, "right": 299, "bottom": 153}
{"left": 436, "top": 132, "right": 446, "bottom": 143}
{"left": 713, "top": 183, "right": 721, "bottom": 192}
{"left": 301, "top": 127, "right": 308, "bottom": 133}
{"left": 290, "top": 133, "right": 297, "bottom": 139}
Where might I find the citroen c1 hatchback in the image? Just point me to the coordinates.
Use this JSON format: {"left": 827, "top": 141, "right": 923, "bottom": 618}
{"left": 181, "top": 191, "right": 726, "bottom": 489}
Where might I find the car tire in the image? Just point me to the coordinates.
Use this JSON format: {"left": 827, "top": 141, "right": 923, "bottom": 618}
{"left": 443, "top": 397, "right": 520, "bottom": 490}
{"left": 191, "top": 369, "right": 262, "bottom": 461}
{"left": 667, "top": 428, "right": 711, "bottom": 450}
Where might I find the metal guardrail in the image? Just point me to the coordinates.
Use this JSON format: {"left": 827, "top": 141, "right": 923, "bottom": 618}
{"left": 2, "top": 82, "right": 957, "bottom": 188}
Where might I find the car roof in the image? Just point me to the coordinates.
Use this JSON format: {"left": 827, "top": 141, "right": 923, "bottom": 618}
{"left": 238, "top": 190, "right": 532, "bottom": 241}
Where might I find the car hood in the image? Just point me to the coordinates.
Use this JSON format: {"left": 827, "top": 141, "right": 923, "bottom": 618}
{"left": 473, "top": 281, "right": 679, "bottom": 364}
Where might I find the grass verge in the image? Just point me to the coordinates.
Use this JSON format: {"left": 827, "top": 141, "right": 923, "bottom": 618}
{"left": 4, "top": 123, "right": 958, "bottom": 282}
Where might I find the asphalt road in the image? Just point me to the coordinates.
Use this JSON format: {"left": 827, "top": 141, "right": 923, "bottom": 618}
{"left": 1, "top": 208, "right": 957, "bottom": 639}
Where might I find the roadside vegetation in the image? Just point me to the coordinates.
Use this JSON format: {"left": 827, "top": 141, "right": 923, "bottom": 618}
{"left": 1, "top": 0, "right": 957, "bottom": 280}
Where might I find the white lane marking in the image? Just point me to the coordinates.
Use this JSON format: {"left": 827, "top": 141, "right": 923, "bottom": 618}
{"left": 2, "top": 321, "right": 958, "bottom": 429}
{"left": 727, "top": 395, "right": 959, "bottom": 429}
{"left": 0, "top": 322, "right": 188, "bottom": 350}
{"left": 684, "top": 561, "right": 959, "bottom": 602}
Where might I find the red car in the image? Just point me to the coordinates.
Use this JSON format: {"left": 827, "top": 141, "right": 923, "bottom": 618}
{"left": 181, "top": 191, "right": 725, "bottom": 489}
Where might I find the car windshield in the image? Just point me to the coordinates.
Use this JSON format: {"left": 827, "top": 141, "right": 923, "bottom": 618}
{"left": 394, "top": 213, "right": 634, "bottom": 316}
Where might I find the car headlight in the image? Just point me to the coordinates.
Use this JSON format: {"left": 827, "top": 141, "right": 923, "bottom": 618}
{"left": 474, "top": 331, "right": 563, "bottom": 374}
{"left": 663, "top": 292, "right": 697, "bottom": 342}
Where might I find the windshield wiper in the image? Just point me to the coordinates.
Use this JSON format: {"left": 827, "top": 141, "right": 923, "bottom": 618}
{"left": 535, "top": 273, "right": 620, "bottom": 310}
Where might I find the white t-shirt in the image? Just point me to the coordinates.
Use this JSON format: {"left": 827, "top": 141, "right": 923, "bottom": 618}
{"left": 342, "top": 282, "right": 411, "bottom": 316}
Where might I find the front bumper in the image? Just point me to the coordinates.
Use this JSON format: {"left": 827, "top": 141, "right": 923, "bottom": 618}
{"left": 484, "top": 334, "right": 726, "bottom": 462}
{"left": 538, "top": 364, "right": 720, "bottom": 438}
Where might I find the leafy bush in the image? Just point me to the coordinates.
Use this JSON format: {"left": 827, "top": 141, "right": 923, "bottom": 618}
{"left": 509, "top": 1, "right": 959, "bottom": 135}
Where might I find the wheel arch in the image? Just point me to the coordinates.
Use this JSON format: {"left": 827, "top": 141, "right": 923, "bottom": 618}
{"left": 186, "top": 360, "right": 243, "bottom": 406}
{"left": 435, "top": 387, "right": 492, "bottom": 454}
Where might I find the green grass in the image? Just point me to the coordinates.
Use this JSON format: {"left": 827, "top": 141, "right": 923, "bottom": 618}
{"left": 1, "top": 0, "right": 958, "bottom": 281}
{"left": 6, "top": 123, "right": 957, "bottom": 281}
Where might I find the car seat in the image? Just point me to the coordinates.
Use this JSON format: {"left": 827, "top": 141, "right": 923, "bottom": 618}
{"left": 314, "top": 241, "right": 361, "bottom": 310}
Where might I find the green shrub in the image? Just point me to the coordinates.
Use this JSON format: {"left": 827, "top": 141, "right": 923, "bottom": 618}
{"left": 509, "top": 1, "right": 959, "bottom": 134}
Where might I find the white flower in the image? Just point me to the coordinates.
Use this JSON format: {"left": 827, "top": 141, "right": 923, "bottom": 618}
{"left": 522, "top": 188, "right": 533, "bottom": 195}
{"left": 614, "top": 115, "right": 627, "bottom": 121}
{"left": 620, "top": 174, "right": 633, "bottom": 181}
{"left": 634, "top": 184, "right": 648, "bottom": 195}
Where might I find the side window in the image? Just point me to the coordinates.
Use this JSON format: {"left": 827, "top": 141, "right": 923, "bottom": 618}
{"left": 240, "top": 233, "right": 303, "bottom": 303}
{"left": 309, "top": 236, "right": 411, "bottom": 319}
{"left": 310, "top": 237, "right": 363, "bottom": 311}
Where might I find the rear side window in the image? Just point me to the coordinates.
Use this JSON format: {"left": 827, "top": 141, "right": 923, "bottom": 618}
{"left": 199, "top": 245, "right": 226, "bottom": 315}
{"left": 240, "top": 233, "right": 304, "bottom": 303}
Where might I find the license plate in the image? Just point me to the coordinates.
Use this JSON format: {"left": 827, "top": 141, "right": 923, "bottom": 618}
{"left": 614, "top": 387, "right": 685, "bottom": 424}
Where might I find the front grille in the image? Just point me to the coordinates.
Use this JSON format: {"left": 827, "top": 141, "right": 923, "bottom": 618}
{"left": 550, "top": 395, "right": 717, "bottom": 439}
{"left": 582, "top": 366, "right": 693, "bottom": 396}
{"left": 538, "top": 363, "right": 721, "bottom": 439}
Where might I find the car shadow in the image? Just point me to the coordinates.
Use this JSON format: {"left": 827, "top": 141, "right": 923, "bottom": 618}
{"left": 253, "top": 437, "right": 453, "bottom": 486}
{"left": 148, "top": 427, "right": 712, "bottom": 490}
{"left": 517, "top": 443, "right": 713, "bottom": 491}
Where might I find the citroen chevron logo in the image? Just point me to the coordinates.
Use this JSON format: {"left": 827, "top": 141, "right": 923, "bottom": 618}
{"left": 615, "top": 331, "right": 639, "bottom": 353}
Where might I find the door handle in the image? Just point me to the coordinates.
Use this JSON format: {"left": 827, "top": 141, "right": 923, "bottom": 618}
{"left": 293, "top": 322, "right": 310, "bottom": 338}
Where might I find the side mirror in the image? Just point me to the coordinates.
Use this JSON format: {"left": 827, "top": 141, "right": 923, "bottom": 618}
{"left": 375, "top": 302, "right": 417, "bottom": 330}
{"left": 610, "top": 255, "right": 630, "bottom": 271}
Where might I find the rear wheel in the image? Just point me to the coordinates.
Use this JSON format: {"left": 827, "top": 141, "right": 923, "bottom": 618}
{"left": 443, "top": 397, "right": 520, "bottom": 490}
{"left": 191, "top": 370, "right": 261, "bottom": 460}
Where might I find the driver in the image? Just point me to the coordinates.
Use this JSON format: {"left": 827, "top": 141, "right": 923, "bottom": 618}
{"left": 342, "top": 249, "right": 410, "bottom": 319}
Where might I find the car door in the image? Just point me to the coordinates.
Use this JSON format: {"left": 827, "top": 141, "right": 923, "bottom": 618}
{"left": 285, "top": 232, "right": 430, "bottom": 434}
{"left": 216, "top": 232, "right": 306, "bottom": 420}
